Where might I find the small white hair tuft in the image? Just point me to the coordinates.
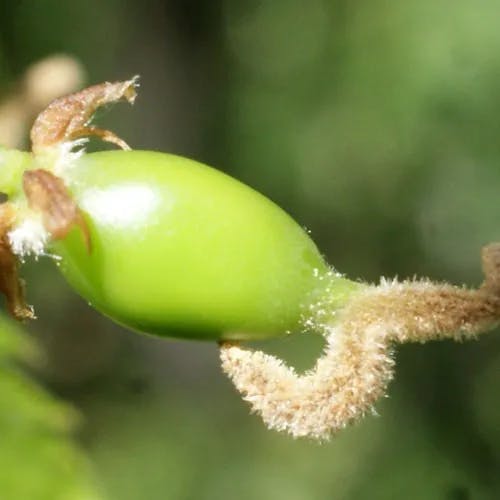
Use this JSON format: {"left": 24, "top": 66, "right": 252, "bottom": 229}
{"left": 8, "top": 215, "right": 49, "bottom": 259}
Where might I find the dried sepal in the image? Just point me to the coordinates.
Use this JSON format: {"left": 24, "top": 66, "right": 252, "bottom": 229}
{"left": 23, "top": 169, "right": 91, "bottom": 252}
{"left": 30, "top": 77, "right": 138, "bottom": 153}
{"left": 0, "top": 54, "right": 84, "bottom": 149}
{"left": 220, "top": 244, "right": 500, "bottom": 440}
{"left": 0, "top": 203, "right": 35, "bottom": 320}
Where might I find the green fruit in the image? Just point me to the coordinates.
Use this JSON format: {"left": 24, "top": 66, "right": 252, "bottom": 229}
{"left": 50, "top": 150, "right": 354, "bottom": 340}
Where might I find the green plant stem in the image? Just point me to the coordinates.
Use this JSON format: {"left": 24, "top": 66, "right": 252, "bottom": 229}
{"left": 0, "top": 149, "right": 31, "bottom": 197}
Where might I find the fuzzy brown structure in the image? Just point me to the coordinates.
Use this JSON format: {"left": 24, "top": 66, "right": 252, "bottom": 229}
{"left": 220, "top": 244, "right": 500, "bottom": 440}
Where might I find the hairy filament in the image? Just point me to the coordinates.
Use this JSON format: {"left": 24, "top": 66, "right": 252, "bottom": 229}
{"left": 220, "top": 244, "right": 500, "bottom": 440}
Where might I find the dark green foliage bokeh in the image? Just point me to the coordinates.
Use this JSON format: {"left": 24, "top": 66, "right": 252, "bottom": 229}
{"left": 0, "top": 316, "right": 103, "bottom": 499}
{"left": 0, "top": 1, "right": 499, "bottom": 498}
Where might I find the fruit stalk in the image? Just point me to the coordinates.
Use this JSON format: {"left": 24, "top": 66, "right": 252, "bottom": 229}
{"left": 220, "top": 244, "right": 500, "bottom": 439}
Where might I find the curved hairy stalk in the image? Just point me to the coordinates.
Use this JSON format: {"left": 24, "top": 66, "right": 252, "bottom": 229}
{"left": 220, "top": 243, "right": 500, "bottom": 440}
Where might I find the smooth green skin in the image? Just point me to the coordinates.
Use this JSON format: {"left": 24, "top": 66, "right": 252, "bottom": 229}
{"left": 47, "top": 151, "right": 358, "bottom": 340}
{"left": 0, "top": 148, "right": 359, "bottom": 340}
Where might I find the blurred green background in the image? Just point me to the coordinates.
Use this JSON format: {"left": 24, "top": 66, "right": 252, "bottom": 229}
{"left": 1, "top": 1, "right": 499, "bottom": 499}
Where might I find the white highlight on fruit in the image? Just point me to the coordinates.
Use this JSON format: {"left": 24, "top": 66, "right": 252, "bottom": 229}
{"left": 79, "top": 184, "right": 161, "bottom": 229}
{"left": 8, "top": 214, "right": 49, "bottom": 259}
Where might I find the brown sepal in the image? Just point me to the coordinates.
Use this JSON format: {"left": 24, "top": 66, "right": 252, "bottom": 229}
{"left": 30, "top": 77, "right": 138, "bottom": 153}
{"left": 0, "top": 203, "right": 35, "bottom": 320}
{"left": 23, "top": 169, "right": 91, "bottom": 253}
